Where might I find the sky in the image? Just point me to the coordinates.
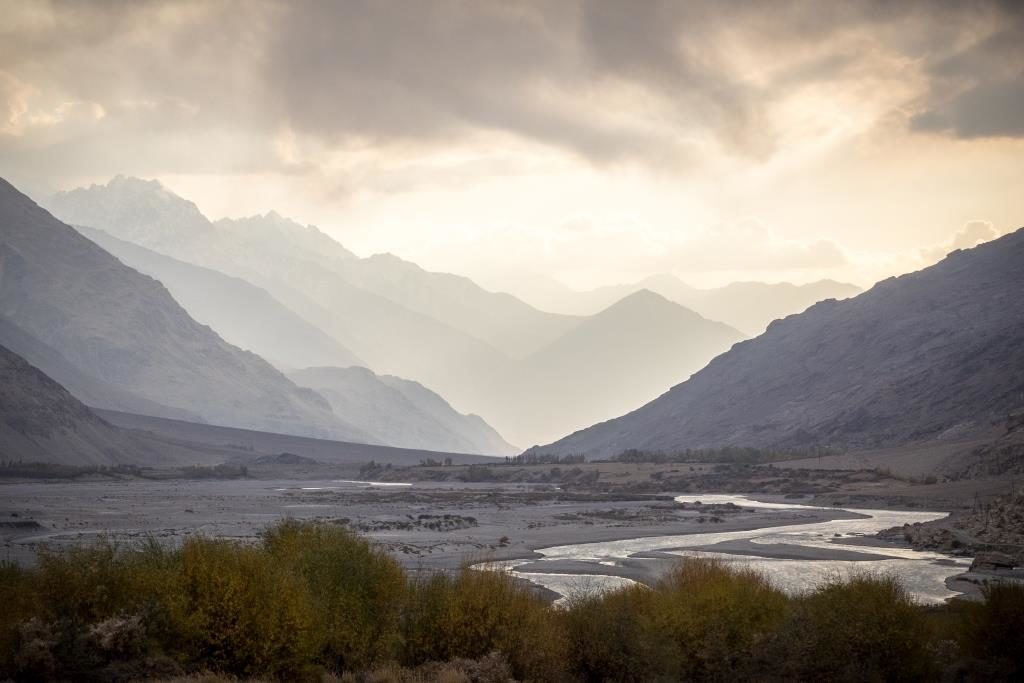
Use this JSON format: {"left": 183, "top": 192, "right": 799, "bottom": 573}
{"left": 1, "top": 0, "right": 1022, "bottom": 293}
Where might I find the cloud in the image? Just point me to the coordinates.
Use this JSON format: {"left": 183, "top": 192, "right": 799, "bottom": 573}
{"left": 909, "top": 5, "right": 1024, "bottom": 139}
{"left": 663, "top": 219, "right": 849, "bottom": 272}
{"left": 920, "top": 220, "right": 1002, "bottom": 262}
{"left": 3, "top": 0, "right": 1022, "bottom": 190}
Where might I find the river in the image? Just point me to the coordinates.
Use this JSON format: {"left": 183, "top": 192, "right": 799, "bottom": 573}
{"left": 498, "top": 494, "right": 972, "bottom": 604}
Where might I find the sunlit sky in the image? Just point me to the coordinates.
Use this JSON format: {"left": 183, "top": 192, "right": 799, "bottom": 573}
{"left": 2, "top": 0, "right": 1022, "bottom": 292}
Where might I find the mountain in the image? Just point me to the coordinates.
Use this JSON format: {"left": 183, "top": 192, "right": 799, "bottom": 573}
{"left": 0, "top": 342, "right": 137, "bottom": 465}
{"left": 514, "top": 273, "right": 861, "bottom": 335}
{"left": 48, "top": 177, "right": 514, "bottom": 421}
{"left": 499, "top": 290, "right": 744, "bottom": 446}
{"left": 0, "top": 317, "right": 201, "bottom": 422}
{"left": 287, "top": 366, "right": 518, "bottom": 455}
{"left": 678, "top": 278, "right": 863, "bottom": 335}
{"left": 532, "top": 229, "right": 1024, "bottom": 458}
{"left": 334, "top": 253, "right": 580, "bottom": 358}
{"left": 77, "top": 226, "right": 363, "bottom": 370}
{"left": 0, "top": 177, "right": 373, "bottom": 442}
{"left": 45, "top": 177, "right": 745, "bottom": 446}
{"left": 0, "top": 344, "right": 223, "bottom": 467}
{"left": 46, "top": 175, "right": 212, "bottom": 252}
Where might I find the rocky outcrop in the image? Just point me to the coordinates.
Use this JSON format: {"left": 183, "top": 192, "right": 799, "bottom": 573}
{"left": 970, "top": 551, "right": 1018, "bottom": 571}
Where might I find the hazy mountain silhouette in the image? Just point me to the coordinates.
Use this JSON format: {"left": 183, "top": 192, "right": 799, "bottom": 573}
{"left": 46, "top": 177, "right": 746, "bottom": 446}
{"left": 0, "top": 340, "right": 499, "bottom": 467}
{"left": 678, "top": 278, "right": 862, "bottom": 335}
{"left": 497, "top": 290, "right": 744, "bottom": 446}
{"left": 0, "top": 177, "right": 374, "bottom": 442}
{"left": 531, "top": 229, "right": 1024, "bottom": 458}
{"left": 48, "top": 177, "right": 514, "bottom": 422}
{"left": 78, "top": 226, "right": 363, "bottom": 370}
{"left": 522, "top": 273, "right": 861, "bottom": 335}
{"left": 288, "top": 366, "right": 518, "bottom": 455}
{"left": 335, "top": 253, "right": 580, "bottom": 358}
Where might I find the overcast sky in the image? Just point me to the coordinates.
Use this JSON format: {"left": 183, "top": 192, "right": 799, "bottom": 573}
{"left": 2, "top": 0, "right": 1022, "bottom": 291}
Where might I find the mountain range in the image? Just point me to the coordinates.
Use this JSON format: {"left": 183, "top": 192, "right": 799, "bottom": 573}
{"left": 0, "top": 178, "right": 372, "bottom": 442}
{"left": 287, "top": 366, "right": 515, "bottom": 455}
{"left": 0, "top": 338, "right": 499, "bottom": 467}
{"left": 531, "top": 228, "right": 1024, "bottom": 458}
{"left": 501, "top": 272, "right": 861, "bottom": 336}
{"left": 49, "top": 176, "right": 763, "bottom": 445}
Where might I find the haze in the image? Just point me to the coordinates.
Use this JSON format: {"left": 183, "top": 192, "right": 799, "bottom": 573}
{"left": 2, "top": 0, "right": 1021, "bottom": 299}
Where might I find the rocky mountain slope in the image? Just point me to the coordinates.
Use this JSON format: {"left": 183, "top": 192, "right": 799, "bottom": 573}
{"left": 0, "top": 342, "right": 135, "bottom": 465}
{"left": 0, "top": 317, "right": 200, "bottom": 422}
{"left": 288, "top": 366, "right": 518, "bottom": 455}
{"left": 0, "top": 344, "right": 223, "bottom": 467}
{"left": 0, "top": 177, "right": 373, "bottom": 442}
{"left": 78, "top": 226, "right": 363, "bottom": 370}
{"left": 533, "top": 228, "right": 1024, "bottom": 458}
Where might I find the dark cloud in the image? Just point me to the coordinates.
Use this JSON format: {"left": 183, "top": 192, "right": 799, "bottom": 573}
{"left": 1, "top": 0, "right": 1022, "bottom": 188}
{"left": 910, "top": 6, "right": 1024, "bottom": 139}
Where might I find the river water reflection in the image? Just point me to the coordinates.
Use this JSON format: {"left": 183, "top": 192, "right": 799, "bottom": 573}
{"left": 504, "top": 494, "right": 971, "bottom": 604}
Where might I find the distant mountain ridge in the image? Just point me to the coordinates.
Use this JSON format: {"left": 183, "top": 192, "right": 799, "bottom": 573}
{"left": 45, "top": 176, "right": 752, "bottom": 446}
{"left": 48, "top": 176, "right": 518, "bottom": 426}
{"left": 77, "top": 226, "right": 364, "bottom": 370}
{"left": 501, "top": 289, "right": 744, "bottom": 444}
{"left": 0, "top": 177, "right": 374, "bottom": 443}
{"left": 288, "top": 366, "right": 518, "bottom": 455}
{"left": 531, "top": 229, "right": 1024, "bottom": 458}
{"left": 513, "top": 274, "right": 861, "bottom": 335}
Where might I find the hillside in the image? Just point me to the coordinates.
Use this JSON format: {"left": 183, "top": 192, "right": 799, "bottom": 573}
{"left": 97, "top": 409, "right": 500, "bottom": 467}
{"left": 335, "top": 253, "right": 580, "bottom": 358}
{"left": 0, "top": 344, "right": 222, "bottom": 467}
{"left": 532, "top": 229, "right": 1024, "bottom": 458}
{"left": 48, "top": 177, "right": 515, "bottom": 424}
{"left": 0, "top": 342, "right": 135, "bottom": 465}
{"left": 0, "top": 317, "right": 201, "bottom": 422}
{"left": 0, "top": 177, "right": 372, "bottom": 442}
{"left": 288, "top": 366, "right": 518, "bottom": 455}
{"left": 503, "top": 290, "right": 744, "bottom": 446}
{"left": 78, "top": 226, "right": 363, "bottom": 370}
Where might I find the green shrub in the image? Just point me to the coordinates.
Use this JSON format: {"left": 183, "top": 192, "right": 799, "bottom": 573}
{"left": 402, "top": 568, "right": 567, "bottom": 681}
{"left": 563, "top": 582, "right": 659, "bottom": 682}
{"left": 770, "top": 572, "right": 936, "bottom": 682}
{"left": 263, "top": 520, "right": 406, "bottom": 672}
{"left": 161, "top": 537, "right": 318, "bottom": 678}
{"left": 956, "top": 581, "right": 1024, "bottom": 679}
{"left": 649, "top": 558, "right": 790, "bottom": 680}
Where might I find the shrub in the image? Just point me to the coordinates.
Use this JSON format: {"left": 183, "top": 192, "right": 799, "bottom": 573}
{"left": 769, "top": 572, "right": 936, "bottom": 681}
{"left": 263, "top": 520, "right": 406, "bottom": 672}
{"left": 161, "top": 537, "right": 318, "bottom": 678}
{"left": 402, "top": 568, "right": 567, "bottom": 681}
{"left": 649, "top": 558, "right": 790, "bottom": 680}
{"left": 956, "top": 581, "right": 1024, "bottom": 679}
{"left": 563, "top": 582, "right": 659, "bottom": 682}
